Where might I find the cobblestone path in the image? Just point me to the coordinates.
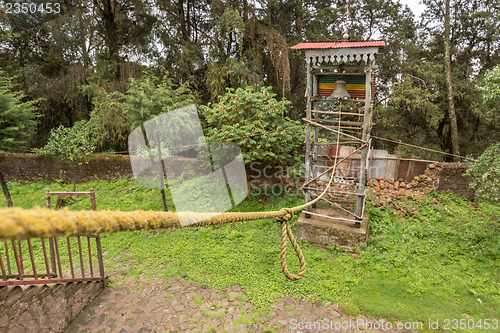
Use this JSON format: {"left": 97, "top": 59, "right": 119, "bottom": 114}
{"left": 66, "top": 274, "right": 414, "bottom": 333}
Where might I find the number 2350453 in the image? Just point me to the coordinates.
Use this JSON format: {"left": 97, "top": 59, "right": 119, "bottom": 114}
{"left": 5, "top": 2, "right": 61, "bottom": 14}
{"left": 443, "top": 318, "right": 498, "bottom": 330}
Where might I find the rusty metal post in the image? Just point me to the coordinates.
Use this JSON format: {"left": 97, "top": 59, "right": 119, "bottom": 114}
{"left": 395, "top": 140, "right": 401, "bottom": 180}
{"left": 54, "top": 237, "right": 63, "bottom": 278}
{"left": 41, "top": 239, "right": 52, "bottom": 278}
{"left": 27, "top": 239, "right": 38, "bottom": 280}
{"left": 95, "top": 235, "right": 105, "bottom": 278}
{"left": 49, "top": 238, "right": 57, "bottom": 276}
{"left": 4, "top": 240, "right": 11, "bottom": 275}
{"left": 67, "top": 238, "right": 75, "bottom": 278}
{"left": 11, "top": 240, "right": 22, "bottom": 280}
{"left": 0, "top": 246, "right": 6, "bottom": 280}
{"left": 87, "top": 237, "right": 94, "bottom": 278}
{"left": 77, "top": 237, "right": 85, "bottom": 278}
{"left": 17, "top": 240, "right": 24, "bottom": 277}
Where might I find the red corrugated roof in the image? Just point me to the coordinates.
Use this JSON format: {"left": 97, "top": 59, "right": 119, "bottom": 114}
{"left": 290, "top": 40, "right": 385, "bottom": 50}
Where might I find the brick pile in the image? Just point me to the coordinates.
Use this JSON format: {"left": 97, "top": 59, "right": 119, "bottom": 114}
{"left": 366, "top": 163, "right": 442, "bottom": 215}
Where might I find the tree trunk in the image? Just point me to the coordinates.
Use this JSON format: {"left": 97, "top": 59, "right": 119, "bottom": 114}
{"left": 444, "top": 0, "right": 460, "bottom": 160}
{"left": 0, "top": 170, "right": 13, "bottom": 207}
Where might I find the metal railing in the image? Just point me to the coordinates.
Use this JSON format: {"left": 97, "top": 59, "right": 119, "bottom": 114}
{"left": 0, "top": 189, "right": 105, "bottom": 286}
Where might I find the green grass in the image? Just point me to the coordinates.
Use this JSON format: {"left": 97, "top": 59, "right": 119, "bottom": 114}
{"left": 1, "top": 178, "right": 499, "bottom": 331}
{"left": 2, "top": 177, "right": 172, "bottom": 211}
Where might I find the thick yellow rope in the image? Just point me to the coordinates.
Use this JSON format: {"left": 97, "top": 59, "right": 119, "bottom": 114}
{"left": 0, "top": 207, "right": 289, "bottom": 239}
{"left": 0, "top": 206, "right": 306, "bottom": 280}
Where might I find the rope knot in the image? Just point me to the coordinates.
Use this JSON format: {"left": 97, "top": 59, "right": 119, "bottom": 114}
{"left": 276, "top": 208, "right": 293, "bottom": 223}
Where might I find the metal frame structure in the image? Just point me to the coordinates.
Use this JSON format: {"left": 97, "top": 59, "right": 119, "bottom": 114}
{"left": 291, "top": 40, "right": 385, "bottom": 228}
{"left": 0, "top": 189, "right": 105, "bottom": 286}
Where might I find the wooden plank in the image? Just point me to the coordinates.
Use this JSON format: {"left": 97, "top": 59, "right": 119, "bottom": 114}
{"left": 311, "top": 119, "right": 364, "bottom": 126}
{"left": 303, "top": 186, "right": 366, "bottom": 197}
{"left": 312, "top": 72, "right": 367, "bottom": 76}
{"left": 302, "top": 118, "right": 366, "bottom": 143}
{"left": 311, "top": 96, "right": 365, "bottom": 102}
{"left": 311, "top": 109, "right": 364, "bottom": 116}
{"left": 322, "top": 125, "right": 363, "bottom": 130}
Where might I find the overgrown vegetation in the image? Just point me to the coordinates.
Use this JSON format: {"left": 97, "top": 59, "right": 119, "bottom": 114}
{"left": 1, "top": 0, "right": 497, "bottom": 158}
{"left": 34, "top": 120, "right": 96, "bottom": 166}
{"left": 82, "top": 72, "right": 197, "bottom": 152}
{"left": 465, "top": 143, "right": 500, "bottom": 203}
{"left": 200, "top": 86, "right": 303, "bottom": 168}
{"left": 478, "top": 65, "right": 500, "bottom": 118}
{"left": 1, "top": 179, "right": 498, "bottom": 331}
{"left": 33, "top": 120, "right": 96, "bottom": 191}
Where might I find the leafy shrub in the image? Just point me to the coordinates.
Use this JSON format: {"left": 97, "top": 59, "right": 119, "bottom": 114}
{"left": 465, "top": 143, "right": 500, "bottom": 203}
{"left": 200, "top": 86, "right": 303, "bottom": 167}
{"left": 35, "top": 120, "right": 96, "bottom": 165}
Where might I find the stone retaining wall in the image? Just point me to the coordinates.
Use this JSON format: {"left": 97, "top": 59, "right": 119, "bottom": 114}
{"left": 0, "top": 153, "right": 132, "bottom": 183}
{"left": 437, "top": 162, "right": 475, "bottom": 200}
{"left": 0, "top": 279, "right": 108, "bottom": 333}
{"left": 0, "top": 153, "right": 475, "bottom": 200}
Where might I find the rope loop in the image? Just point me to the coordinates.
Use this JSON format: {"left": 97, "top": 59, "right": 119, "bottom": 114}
{"left": 276, "top": 209, "right": 306, "bottom": 281}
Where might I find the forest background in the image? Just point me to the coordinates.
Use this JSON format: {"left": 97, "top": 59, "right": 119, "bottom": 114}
{"left": 0, "top": 0, "right": 499, "bottom": 160}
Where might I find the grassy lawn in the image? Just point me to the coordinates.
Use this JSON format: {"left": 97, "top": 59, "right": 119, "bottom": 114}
{"left": 1, "top": 178, "right": 499, "bottom": 331}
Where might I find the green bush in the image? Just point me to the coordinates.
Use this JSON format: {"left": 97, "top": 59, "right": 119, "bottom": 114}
{"left": 200, "top": 86, "right": 303, "bottom": 167}
{"left": 34, "top": 120, "right": 96, "bottom": 165}
{"left": 465, "top": 143, "right": 500, "bottom": 203}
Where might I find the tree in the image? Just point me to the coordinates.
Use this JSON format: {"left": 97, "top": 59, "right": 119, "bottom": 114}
{"left": 443, "top": 0, "right": 460, "bottom": 160}
{"left": 0, "top": 71, "right": 38, "bottom": 206}
{"left": 122, "top": 72, "right": 196, "bottom": 211}
{"left": 420, "top": 0, "right": 500, "bottom": 158}
{"left": 478, "top": 65, "right": 500, "bottom": 117}
{"left": 124, "top": 73, "right": 196, "bottom": 129}
{"left": 92, "top": 0, "right": 156, "bottom": 79}
{"left": 373, "top": 68, "right": 443, "bottom": 159}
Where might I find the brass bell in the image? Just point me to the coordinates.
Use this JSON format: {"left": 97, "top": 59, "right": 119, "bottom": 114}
{"left": 330, "top": 79, "right": 350, "bottom": 99}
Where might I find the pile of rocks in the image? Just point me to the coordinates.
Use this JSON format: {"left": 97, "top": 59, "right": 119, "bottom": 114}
{"left": 309, "top": 164, "right": 444, "bottom": 215}
{"left": 366, "top": 163, "right": 442, "bottom": 214}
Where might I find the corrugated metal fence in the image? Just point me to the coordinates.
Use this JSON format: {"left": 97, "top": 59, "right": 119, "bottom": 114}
{"left": 316, "top": 146, "right": 433, "bottom": 182}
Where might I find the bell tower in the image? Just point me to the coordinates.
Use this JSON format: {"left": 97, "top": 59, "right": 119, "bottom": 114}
{"left": 290, "top": 39, "right": 385, "bottom": 248}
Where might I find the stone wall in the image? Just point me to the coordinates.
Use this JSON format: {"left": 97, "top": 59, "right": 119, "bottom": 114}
{"left": 0, "top": 279, "right": 108, "bottom": 333}
{"left": 437, "top": 162, "right": 475, "bottom": 200}
{"left": 0, "top": 153, "right": 475, "bottom": 200}
{"left": 0, "top": 153, "right": 132, "bottom": 183}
